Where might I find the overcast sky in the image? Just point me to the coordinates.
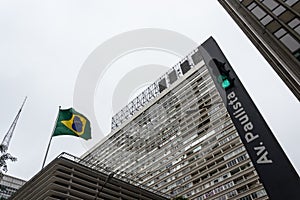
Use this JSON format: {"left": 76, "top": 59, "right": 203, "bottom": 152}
{"left": 0, "top": 0, "right": 299, "bottom": 181}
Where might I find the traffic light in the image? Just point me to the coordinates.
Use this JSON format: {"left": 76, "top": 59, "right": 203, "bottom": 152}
{"left": 212, "top": 58, "right": 234, "bottom": 90}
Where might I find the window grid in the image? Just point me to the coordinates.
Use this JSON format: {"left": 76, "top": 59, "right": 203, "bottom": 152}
{"left": 83, "top": 61, "right": 268, "bottom": 199}
{"left": 240, "top": 0, "right": 300, "bottom": 58}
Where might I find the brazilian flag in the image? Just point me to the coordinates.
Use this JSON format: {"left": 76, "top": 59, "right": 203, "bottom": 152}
{"left": 53, "top": 108, "right": 91, "bottom": 140}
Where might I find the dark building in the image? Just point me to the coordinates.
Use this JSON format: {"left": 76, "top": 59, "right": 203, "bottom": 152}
{"left": 10, "top": 153, "right": 169, "bottom": 200}
{"left": 218, "top": 0, "right": 300, "bottom": 100}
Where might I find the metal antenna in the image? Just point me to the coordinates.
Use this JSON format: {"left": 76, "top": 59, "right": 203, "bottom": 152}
{"left": 0, "top": 97, "right": 27, "bottom": 153}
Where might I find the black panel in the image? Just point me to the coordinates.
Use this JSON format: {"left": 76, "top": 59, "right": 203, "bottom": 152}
{"left": 158, "top": 78, "right": 167, "bottom": 93}
{"left": 200, "top": 37, "right": 300, "bottom": 200}
{"left": 168, "top": 70, "right": 177, "bottom": 84}
{"left": 192, "top": 50, "right": 202, "bottom": 65}
{"left": 180, "top": 60, "right": 191, "bottom": 75}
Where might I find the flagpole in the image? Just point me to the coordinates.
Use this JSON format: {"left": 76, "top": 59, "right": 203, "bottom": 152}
{"left": 41, "top": 106, "right": 61, "bottom": 169}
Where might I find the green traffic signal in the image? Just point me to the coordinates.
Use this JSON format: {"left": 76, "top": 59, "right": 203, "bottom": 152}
{"left": 212, "top": 59, "right": 233, "bottom": 90}
{"left": 222, "top": 79, "right": 231, "bottom": 89}
{"left": 217, "top": 75, "right": 231, "bottom": 89}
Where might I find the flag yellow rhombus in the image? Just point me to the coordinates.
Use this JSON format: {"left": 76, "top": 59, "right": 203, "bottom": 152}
{"left": 61, "top": 114, "right": 86, "bottom": 136}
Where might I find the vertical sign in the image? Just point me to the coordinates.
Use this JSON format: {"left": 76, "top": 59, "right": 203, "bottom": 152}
{"left": 199, "top": 37, "right": 300, "bottom": 200}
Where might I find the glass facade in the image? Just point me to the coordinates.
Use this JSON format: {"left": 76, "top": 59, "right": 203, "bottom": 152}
{"left": 219, "top": 0, "right": 300, "bottom": 101}
{"left": 242, "top": 0, "right": 300, "bottom": 55}
{"left": 83, "top": 46, "right": 269, "bottom": 199}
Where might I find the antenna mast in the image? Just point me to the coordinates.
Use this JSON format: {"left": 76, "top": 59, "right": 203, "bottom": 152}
{"left": 0, "top": 97, "right": 27, "bottom": 153}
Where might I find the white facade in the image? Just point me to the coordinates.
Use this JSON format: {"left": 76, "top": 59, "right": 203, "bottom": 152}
{"left": 83, "top": 47, "right": 269, "bottom": 200}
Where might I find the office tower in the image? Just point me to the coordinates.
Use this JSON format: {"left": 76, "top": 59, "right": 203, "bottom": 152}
{"left": 0, "top": 174, "right": 25, "bottom": 199}
{"left": 83, "top": 37, "right": 299, "bottom": 200}
{"left": 218, "top": 0, "right": 300, "bottom": 100}
{"left": 11, "top": 153, "right": 168, "bottom": 200}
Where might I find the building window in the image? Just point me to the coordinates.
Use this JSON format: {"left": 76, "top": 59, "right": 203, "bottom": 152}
{"left": 273, "top": 5, "right": 286, "bottom": 16}
{"left": 242, "top": 0, "right": 254, "bottom": 7}
{"left": 251, "top": 6, "right": 267, "bottom": 19}
{"left": 296, "top": 2, "right": 300, "bottom": 10}
{"left": 293, "top": 49, "right": 300, "bottom": 61}
{"left": 266, "top": 20, "right": 281, "bottom": 32}
{"left": 262, "top": 0, "right": 279, "bottom": 10}
{"left": 256, "top": 189, "right": 268, "bottom": 198}
{"left": 279, "top": 10, "right": 295, "bottom": 23}
{"left": 280, "top": 34, "right": 300, "bottom": 52}
{"left": 247, "top": 2, "right": 257, "bottom": 10}
{"left": 274, "top": 28, "right": 287, "bottom": 38}
{"left": 285, "top": 0, "right": 298, "bottom": 6}
{"left": 294, "top": 25, "right": 300, "bottom": 34}
{"left": 239, "top": 194, "right": 252, "bottom": 200}
{"left": 288, "top": 18, "right": 300, "bottom": 28}
{"left": 260, "top": 14, "right": 273, "bottom": 25}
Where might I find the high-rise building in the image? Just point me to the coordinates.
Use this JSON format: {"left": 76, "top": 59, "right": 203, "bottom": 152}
{"left": 82, "top": 37, "right": 299, "bottom": 200}
{"left": 218, "top": 0, "right": 300, "bottom": 101}
{"left": 0, "top": 174, "right": 25, "bottom": 199}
